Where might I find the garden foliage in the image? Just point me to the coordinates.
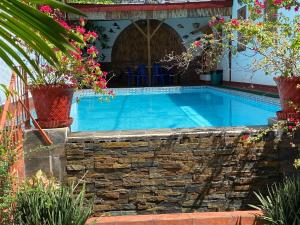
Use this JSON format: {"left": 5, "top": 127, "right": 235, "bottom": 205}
{"left": 13, "top": 171, "right": 93, "bottom": 225}
{"left": 251, "top": 177, "right": 300, "bottom": 225}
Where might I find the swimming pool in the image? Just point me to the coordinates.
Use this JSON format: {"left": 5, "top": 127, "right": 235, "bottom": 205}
{"left": 71, "top": 86, "right": 280, "bottom": 132}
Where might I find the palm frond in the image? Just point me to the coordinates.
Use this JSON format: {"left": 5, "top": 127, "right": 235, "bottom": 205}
{"left": 0, "top": 0, "right": 85, "bottom": 81}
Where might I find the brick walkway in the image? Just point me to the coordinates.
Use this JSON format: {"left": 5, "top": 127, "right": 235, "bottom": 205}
{"left": 87, "top": 211, "right": 263, "bottom": 225}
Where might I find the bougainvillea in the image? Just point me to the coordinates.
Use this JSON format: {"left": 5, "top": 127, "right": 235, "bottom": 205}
{"left": 33, "top": 5, "right": 113, "bottom": 97}
{"left": 165, "top": 0, "right": 300, "bottom": 77}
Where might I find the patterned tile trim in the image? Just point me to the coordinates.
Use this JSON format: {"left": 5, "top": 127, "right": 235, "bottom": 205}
{"left": 73, "top": 86, "right": 280, "bottom": 106}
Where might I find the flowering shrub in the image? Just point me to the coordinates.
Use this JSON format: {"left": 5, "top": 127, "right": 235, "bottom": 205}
{"left": 165, "top": 0, "right": 300, "bottom": 77}
{"left": 33, "top": 5, "right": 113, "bottom": 96}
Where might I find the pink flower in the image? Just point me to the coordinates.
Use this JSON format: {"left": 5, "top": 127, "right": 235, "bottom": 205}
{"left": 254, "top": 0, "right": 266, "bottom": 9}
{"left": 84, "top": 31, "right": 98, "bottom": 42}
{"left": 76, "top": 26, "right": 86, "bottom": 34}
{"left": 57, "top": 20, "right": 71, "bottom": 30}
{"left": 96, "top": 80, "right": 107, "bottom": 89}
{"left": 70, "top": 49, "right": 82, "bottom": 60}
{"left": 102, "top": 71, "right": 108, "bottom": 76}
{"left": 288, "top": 125, "right": 294, "bottom": 130}
{"left": 218, "top": 17, "right": 225, "bottom": 23}
{"left": 285, "top": 5, "right": 291, "bottom": 10}
{"left": 80, "top": 17, "right": 86, "bottom": 27}
{"left": 89, "top": 31, "right": 98, "bottom": 38}
{"left": 273, "top": 0, "right": 283, "bottom": 5}
{"left": 87, "top": 46, "right": 98, "bottom": 55}
{"left": 255, "top": 8, "right": 262, "bottom": 14}
{"left": 231, "top": 18, "right": 240, "bottom": 27}
{"left": 40, "top": 5, "right": 52, "bottom": 14}
{"left": 194, "top": 41, "right": 201, "bottom": 47}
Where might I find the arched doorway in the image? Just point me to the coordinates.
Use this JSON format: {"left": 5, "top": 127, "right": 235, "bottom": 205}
{"left": 111, "top": 19, "right": 184, "bottom": 85}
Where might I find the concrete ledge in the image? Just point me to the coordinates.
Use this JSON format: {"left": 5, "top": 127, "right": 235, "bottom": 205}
{"left": 23, "top": 127, "right": 69, "bottom": 182}
{"left": 87, "top": 211, "right": 263, "bottom": 225}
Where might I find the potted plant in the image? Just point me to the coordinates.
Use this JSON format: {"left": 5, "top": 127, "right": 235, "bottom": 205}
{"left": 29, "top": 5, "right": 111, "bottom": 129}
{"left": 202, "top": 41, "right": 223, "bottom": 86}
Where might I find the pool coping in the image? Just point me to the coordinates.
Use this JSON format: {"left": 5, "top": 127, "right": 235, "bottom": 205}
{"left": 68, "top": 125, "right": 267, "bottom": 141}
{"left": 73, "top": 86, "right": 280, "bottom": 106}
{"left": 221, "top": 85, "right": 279, "bottom": 98}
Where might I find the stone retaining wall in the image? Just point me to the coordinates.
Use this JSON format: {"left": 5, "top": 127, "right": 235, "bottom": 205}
{"left": 65, "top": 128, "right": 298, "bottom": 216}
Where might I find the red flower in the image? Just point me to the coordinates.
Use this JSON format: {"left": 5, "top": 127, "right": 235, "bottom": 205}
{"left": 39, "top": 5, "right": 53, "bottom": 14}
{"left": 231, "top": 18, "right": 240, "bottom": 27}
{"left": 194, "top": 41, "right": 201, "bottom": 47}
{"left": 102, "top": 71, "right": 108, "bottom": 76}
{"left": 241, "top": 134, "right": 249, "bottom": 141}
{"left": 87, "top": 46, "right": 98, "bottom": 55}
{"left": 76, "top": 26, "right": 86, "bottom": 34}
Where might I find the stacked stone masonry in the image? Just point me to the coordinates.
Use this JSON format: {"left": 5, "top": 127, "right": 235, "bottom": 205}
{"left": 65, "top": 128, "right": 298, "bottom": 216}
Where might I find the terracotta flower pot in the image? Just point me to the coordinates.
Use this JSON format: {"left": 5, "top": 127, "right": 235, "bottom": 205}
{"left": 274, "top": 76, "right": 300, "bottom": 120}
{"left": 30, "top": 85, "right": 75, "bottom": 129}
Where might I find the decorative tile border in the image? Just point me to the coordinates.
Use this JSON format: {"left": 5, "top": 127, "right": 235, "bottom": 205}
{"left": 74, "top": 86, "right": 280, "bottom": 107}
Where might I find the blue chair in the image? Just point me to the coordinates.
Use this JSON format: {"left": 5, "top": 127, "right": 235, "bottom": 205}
{"left": 162, "top": 67, "right": 175, "bottom": 85}
{"left": 136, "top": 64, "right": 148, "bottom": 87}
{"left": 127, "top": 67, "right": 134, "bottom": 87}
{"left": 152, "top": 64, "right": 165, "bottom": 86}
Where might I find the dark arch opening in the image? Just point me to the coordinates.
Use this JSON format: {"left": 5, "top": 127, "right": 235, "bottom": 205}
{"left": 111, "top": 19, "right": 185, "bottom": 71}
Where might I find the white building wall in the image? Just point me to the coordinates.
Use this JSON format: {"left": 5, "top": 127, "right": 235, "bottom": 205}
{"left": 0, "top": 59, "right": 12, "bottom": 104}
{"left": 228, "top": 1, "right": 299, "bottom": 86}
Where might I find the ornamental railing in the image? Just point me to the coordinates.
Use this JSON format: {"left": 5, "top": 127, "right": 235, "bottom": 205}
{"left": 0, "top": 70, "right": 52, "bottom": 183}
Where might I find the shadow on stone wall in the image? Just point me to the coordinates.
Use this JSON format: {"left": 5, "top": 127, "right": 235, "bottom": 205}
{"left": 63, "top": 128, "right": 299, "bottom": 216}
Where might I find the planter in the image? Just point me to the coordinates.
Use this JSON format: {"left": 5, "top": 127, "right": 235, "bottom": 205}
{"left": 210, "top": 70, "right": 223, "bottom": 86}
{"left": 274, "top": 76, "right": 300, "bottom": 120}
{"left": 30, "top": 85, "right": 75, "bottom": 129}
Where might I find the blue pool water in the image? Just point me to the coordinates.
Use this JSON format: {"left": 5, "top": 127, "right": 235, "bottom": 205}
{"left": 71, "top": 87, "right": 280, "bottom": 131}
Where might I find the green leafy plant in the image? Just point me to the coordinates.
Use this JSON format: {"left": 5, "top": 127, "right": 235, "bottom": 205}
{"left": 250, "top": 177, "right": 300, "bottom": 225}
{"left": 13, "top": 171, "right": 94, "bottom": 225}
{"left": 0, "top": 144, "right": 16, "bottom": 225}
